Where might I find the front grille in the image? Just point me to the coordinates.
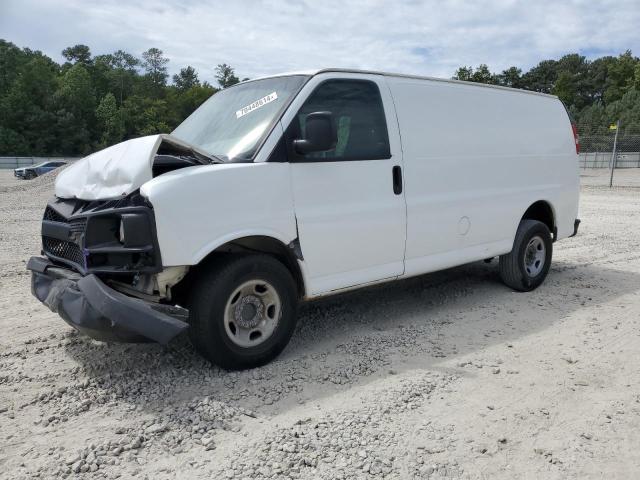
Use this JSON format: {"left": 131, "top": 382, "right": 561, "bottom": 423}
{"left": 43, "top": 237, "right": 85, "bottom": 267}
{"left": 44, "top": 207, "right": 66, "bottom": 222}
{"left": 42, "top": 207, "right": 86, "bottom": 268}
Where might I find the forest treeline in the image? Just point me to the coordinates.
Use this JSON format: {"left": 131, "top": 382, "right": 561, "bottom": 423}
{"left": 1, "top": 40, "right": 640, "bottom": 156}
{"left": 0, "top": 41, "right": 243, "bottom": 156}
{"left": 454, "top": 51, "right": 640, "bottom": 137}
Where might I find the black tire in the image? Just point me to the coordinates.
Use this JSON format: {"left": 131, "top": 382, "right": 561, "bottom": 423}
{"left": 25, "top": 170, "right": 36, "bottom": 180}
{"left": 188, "top": 254, "right": 298, "bottom": 370}
{"left": 499, "top": 219, "right": 552, "bottom": 292}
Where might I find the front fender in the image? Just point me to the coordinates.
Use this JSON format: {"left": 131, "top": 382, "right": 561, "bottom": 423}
{"left": 140, "top": 163, "right": 297, "bottom": 266}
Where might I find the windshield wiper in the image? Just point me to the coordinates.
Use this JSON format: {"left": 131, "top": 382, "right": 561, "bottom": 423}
{"left": 192, "top": 150, "right": 226, "bottom": 164}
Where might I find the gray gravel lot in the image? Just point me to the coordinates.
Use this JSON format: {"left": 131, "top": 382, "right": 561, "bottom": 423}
{"left": 1, "top": 168, "right": 639, "bottom": 479}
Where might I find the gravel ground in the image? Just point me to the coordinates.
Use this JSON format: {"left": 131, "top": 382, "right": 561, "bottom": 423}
{"left": 1, "top": 168, "right": 639, "bottom": 479}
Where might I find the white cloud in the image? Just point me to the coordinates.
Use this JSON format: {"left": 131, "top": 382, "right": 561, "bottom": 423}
{"left": 1, "top": 0, "right": 639, "bottom": 83}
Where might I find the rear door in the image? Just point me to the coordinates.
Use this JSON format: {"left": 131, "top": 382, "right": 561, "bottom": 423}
{"left": 282, "top": 74, "right": 406, "bottom": 296}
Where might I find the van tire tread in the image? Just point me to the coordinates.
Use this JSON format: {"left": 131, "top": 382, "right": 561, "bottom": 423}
{"left": 499, "top": 219, "right": 552, "bottom": 292}
{"left": 188, "top": 254, "right": 298, "bottom": 370}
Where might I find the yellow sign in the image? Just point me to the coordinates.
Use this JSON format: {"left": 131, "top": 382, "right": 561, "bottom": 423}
{"left": 609, "top": 124, "right": 617, "bottom": 130}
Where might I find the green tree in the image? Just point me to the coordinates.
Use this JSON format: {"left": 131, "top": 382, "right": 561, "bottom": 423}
{"left": 54, "top": 63, "right": 96, "bottom": 154}
{"left": 173, "top": 66, "right": 200, "bottom": 91}
{"left": 95, "top": 93, "right": 124, "bottom": 147}
{"left": 62, "top": 44, "right": 92, "bottom": 64}
{"left": 215, "top": 63, "right": 239, "bottom": 88}
{"left": 0, "top": 54, "right": 59, "bottom": 155}
{"left": 142, "top": 48, "right": 169, "bottom": 87}
{"left": 452, "top": 64, "right": 496, "bottom": 84}
{"left": 452, "top": 66, "right": 473, "bottom": 81}
{"left": 553, "top": 71, "right": 578, "bottom": 107}
{"left": 96, "top": 50, "right": 140, "bottom": 104}
{"left": 0, "top": 40, "right": 27, "bottom": 95}
{"left": 167, "top": 83, "right": 216, "bottom": 126}
{"left": 604, "top": 50, "right": 639, "bottom": 103}
{"left": 521, "top": 60, "right": 558, "bottom": 93}
{"left": 471, "top": 64, "right": 496, "bottom": 84}
{"left": 496, "top": 67, "right": 523, "bottom": 88}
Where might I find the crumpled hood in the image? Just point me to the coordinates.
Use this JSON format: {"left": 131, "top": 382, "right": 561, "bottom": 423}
{"left": 55, "top": 134, "right": 210, "bottom": 201}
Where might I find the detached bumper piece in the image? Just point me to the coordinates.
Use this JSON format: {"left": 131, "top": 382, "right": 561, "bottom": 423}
{"left": 27, "top": 256, "right": 188, "bottom": 344}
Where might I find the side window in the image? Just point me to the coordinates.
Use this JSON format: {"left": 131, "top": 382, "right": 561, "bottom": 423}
{"left": 288, "top": 79, "right": 390, "bottom": 161}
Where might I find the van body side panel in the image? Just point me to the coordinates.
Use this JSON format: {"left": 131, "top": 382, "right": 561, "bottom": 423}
{"left": 140, "top": 162, "right": 298, "bottom": 266}
{"left": 387, "top": 76, "right": 579, "bottom": 277}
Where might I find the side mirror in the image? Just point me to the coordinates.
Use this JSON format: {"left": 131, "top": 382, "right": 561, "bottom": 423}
{"left": 293, "top": 111, "right": 337, "bottom": 155}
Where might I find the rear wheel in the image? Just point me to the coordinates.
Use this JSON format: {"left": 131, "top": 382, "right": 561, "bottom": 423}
{"left": 499, "top": 219, "right": 552, "bottom": 292}
{"left": 188, "top": 254, "right": 298, "bottom": 370}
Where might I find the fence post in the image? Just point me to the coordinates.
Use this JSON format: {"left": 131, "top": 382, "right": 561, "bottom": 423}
{"left": 608, "top": 120, "right": 620, "bottom": 188}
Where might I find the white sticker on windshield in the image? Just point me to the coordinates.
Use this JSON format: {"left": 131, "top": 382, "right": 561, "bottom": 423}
{"left": 236, "top": 92, "right": 278, "bottom": 119}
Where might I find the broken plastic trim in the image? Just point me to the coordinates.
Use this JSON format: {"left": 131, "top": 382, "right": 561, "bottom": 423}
{"left": 28, "top": 256, "right": 188, "bottom": 344}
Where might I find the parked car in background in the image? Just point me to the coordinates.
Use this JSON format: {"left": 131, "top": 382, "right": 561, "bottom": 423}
{"left": 14, "top": 161, "right": 66, "bottom": 179}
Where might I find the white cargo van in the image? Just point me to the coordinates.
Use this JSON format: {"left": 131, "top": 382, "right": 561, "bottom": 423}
{"left": 28, "top": 69, "right": 580, "bottom": 369}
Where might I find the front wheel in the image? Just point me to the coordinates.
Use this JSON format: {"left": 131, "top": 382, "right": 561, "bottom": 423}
{"left": 499, "top": 219, "right": 552, "bottom": 292}
{"left": 188, "top": 254, "right": 298, "bottom": 370}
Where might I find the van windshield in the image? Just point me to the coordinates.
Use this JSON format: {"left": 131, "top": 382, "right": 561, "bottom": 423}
{"left": 172, "top": 75, "right": 309, "bottom": 161}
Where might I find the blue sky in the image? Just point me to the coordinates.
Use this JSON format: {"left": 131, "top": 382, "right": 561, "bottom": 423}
{"left": 1, "top": 0, "right": 638, "bottom": 83}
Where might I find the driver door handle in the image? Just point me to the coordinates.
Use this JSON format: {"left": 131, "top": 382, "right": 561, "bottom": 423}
{"left": 392, "top": 165, "right": 403, "bottom": 195}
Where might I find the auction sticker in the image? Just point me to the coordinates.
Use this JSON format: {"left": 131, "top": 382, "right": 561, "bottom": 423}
{"left": 236, "top": 92, "right": 278, "bottom": 119}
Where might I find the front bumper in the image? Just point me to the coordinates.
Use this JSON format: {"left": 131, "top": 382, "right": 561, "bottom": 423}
{"left": 14, "top": 170, "right": 25, "bottom": 178}
{"left": 27, "top": 256, "right": 188, "bottom": 344}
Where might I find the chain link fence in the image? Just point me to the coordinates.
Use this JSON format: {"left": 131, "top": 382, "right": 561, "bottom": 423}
{"left": 578, "top": 124, "right": 640, "bottom": 187}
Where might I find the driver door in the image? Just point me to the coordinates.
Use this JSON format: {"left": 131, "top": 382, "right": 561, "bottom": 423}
{"left": 283, "top": 74, "right": 407, "bottom": 296}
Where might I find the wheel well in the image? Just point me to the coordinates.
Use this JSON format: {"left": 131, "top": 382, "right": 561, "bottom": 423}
{"left": 522, "top": 201, "right": 556, "bottom": 239}
{"left": 177, "top": 236, "right": 305, "bottom": 300}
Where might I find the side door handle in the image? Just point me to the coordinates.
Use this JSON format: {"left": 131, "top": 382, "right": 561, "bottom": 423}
{"left": 392, "top": 165, "right": 403, "bottom": 195}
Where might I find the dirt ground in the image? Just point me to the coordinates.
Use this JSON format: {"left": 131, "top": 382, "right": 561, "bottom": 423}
{"left": 1, "top": 168, "right": 639, "bottom": 480}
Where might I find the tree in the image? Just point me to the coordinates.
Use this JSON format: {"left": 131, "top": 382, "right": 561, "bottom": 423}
{"left": 215, "top": 63, "right": 239, "bottom": 88}
{"left": 496, "top": 67, "right": 523, "bottom": 88}
{"left": 0, "top": 54, "right": 59, "bottom": 155}
{"left": 54, "top": 63, "right": 96, "bottom": 154}
{"left": 173, "top": 66, "right": 200, "bottom": 91}
{"left": 453, "top": 64, "right": 496, "bottom": 84}
{"left": 97, "top": 50, "right": 140, "bottom": 104}
{"left": 588, "top": 56, "right": 616, "bottom": 103}
{"left": 167, "top": 83, "right": 216, "bottom": 125}
{"left": 521, "top": 60, "right": 558, "bottom": 93}
{"left": 142, "top": 48, "right": 169, "bottom": 87}
{"left": 604, "top": 50, "right": 638, "bottom": 103}
{"left": 470, "top": 64, "right": 496, "bottom": 84}
{"left": 95, "top": 93, "right": 124, "bottom": 147}
{"left": 553, "top": 71, "right": 578, "bottom": 107}
{"left": 452, "top": 66, "right": 473, "bottom": 81}
{"left": 0, "top": 40, "right": 27, "bottom": 95}
{"left": 62, "top": 44, "right": 92, "bottom": 64}
{"left": 0, "top": 41, "right": 224, "bottom": 155}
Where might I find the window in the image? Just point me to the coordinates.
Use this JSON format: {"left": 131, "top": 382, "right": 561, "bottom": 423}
{"left": 172, "top": 75, "right": 309, "bottom": 162}
{"left": 288, "top": 79, "right": 390, "bottom": 161}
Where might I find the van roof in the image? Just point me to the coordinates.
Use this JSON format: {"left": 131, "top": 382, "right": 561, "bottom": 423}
{"left": 246, "top": 68, "right": 558, "bottom": 100}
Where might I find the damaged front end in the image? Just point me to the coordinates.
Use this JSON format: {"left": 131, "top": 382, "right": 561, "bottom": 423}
{"left": 28, "top": 176, "right": 192, "bottom": 344}
{"left": 28, "top": 257, "right": 187, "bottom": 343}
{"left": 54, "top": 134, "right": 220, "bottom": 201}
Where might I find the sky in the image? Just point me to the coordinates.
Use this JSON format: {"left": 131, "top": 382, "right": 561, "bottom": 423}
{"left": 1, "top": 0, "right": 639, "bottom": 83}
